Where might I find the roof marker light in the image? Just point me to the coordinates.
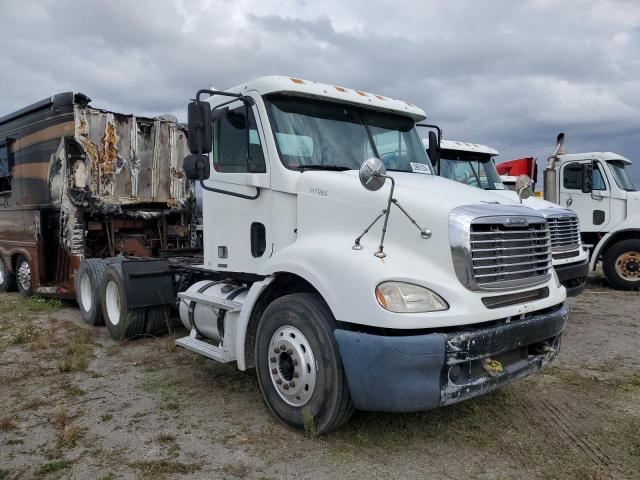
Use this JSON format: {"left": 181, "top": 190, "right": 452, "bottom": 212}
{"left": 356, "top": 90, "right": 367, "bottom": 97}
{"left": 290, "top": 77, "right": 305, "bottom": 84}
{"left": 375, "top": 95, "right": 386, "bottom": 100}
{"left": 335, "top": 86, "right": 347, "bottom": 92}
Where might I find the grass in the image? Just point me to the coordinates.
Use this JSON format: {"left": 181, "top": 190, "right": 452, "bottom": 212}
{"left": 621, "top": 373, "right": 640, "bottom": 391}
{"left": 0, "top": 416, "right": 17, "bottom": 431}
{"left": 58, "top": 378, "right": 86, "bottom": 398}
{"left": 221, "top": 463, "right": 249, "bottom": 478}
{"left": 37, "top": 459, "right": 73, "bottom": 476}
{"left": 100, "top": 413, "right": 113, "bottom": 422}
{"left": 57, "top": 328, "right": 93, "bottom": 373}
{"left": 128, "top": 460, "right": 201, "bottom": 478}
{"left": 302, "top": 407, "right": 317, "bottom": 437}
{"left": 0, "top": 469, "right": 9, "bottom": 480}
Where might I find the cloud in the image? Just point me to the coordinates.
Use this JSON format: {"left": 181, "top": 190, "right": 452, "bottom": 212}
{"left": 1, "top": 0, "right": 638, "bottom": 181}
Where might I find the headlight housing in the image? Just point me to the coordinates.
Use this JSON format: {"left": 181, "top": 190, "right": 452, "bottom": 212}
{"left": 375, "top": 281, "right": 449, "bottom": 313}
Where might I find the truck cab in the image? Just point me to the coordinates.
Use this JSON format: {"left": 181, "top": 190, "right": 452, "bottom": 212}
{"left": 542, "top": 134, "right": 639, "bottom": 289}
{"left": 425, "top": 139, "right": 589, "bottom": 296}
{"left": 92, "top": 77, "right": 568, "bottom": 433}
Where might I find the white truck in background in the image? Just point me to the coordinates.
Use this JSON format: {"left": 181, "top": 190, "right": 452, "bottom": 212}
{"left": 77, "top": 77, "right": 568, "bottom": 433}
{"left": 423, "top": 139, "right": 590, "bottom": 296}
{"left": 540, "top": 134, "right": 640, "bottom": 290}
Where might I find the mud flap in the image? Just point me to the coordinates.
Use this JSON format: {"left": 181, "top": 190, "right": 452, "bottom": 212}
{"left": 120, "top": 259, "right": 174, "bottom": 308}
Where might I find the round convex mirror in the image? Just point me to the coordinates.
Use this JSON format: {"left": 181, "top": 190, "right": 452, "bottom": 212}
{"left": 359, "top": 157, "right": 387, "bottom": 191}
{"left": 515, "top": 174, "right": 533, "bottom": 201}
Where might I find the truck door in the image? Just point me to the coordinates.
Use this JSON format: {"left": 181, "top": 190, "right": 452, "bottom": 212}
{"left": 560, "top": 160, "right": 611, "bottom": 232}
{"left": 201, "top": 101, "right": 272, "bottom": 274}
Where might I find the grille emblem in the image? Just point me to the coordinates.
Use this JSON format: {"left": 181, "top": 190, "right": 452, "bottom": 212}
{"left": 505, "top": 217, "right": 528, "bottom": 226}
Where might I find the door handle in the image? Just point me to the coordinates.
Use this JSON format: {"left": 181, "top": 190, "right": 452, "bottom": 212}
{"left": 566, "top": 197, "right": 573, "bottom": 206}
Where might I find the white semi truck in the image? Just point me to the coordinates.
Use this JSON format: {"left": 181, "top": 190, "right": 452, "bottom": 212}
{"left": 424, "top": 139, "right": 590, "bottom": 296}
{"left": 77, "top": 77, "right": 568, "bottom": 433}
{"left": 541, "top": 134, "right": 640, "bottom": 290}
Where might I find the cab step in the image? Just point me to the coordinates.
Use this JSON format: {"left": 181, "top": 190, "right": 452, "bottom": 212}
{"left": 177, "top": 291, "right": 243, "bottom": 312}
{"left": 175, "top": 330, "right": 234, "bottom": 363}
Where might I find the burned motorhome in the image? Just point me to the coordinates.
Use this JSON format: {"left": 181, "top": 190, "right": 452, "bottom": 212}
{"left": 0, "top": 92, "right": 196, "bottom": 298}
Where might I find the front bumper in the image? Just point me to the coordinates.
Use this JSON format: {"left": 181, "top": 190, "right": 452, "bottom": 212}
{"left": 555, "top": 259, "right": 589, "bottom": 297}
{"left": 334, "top": 304, "right": 568, "bottom": 412}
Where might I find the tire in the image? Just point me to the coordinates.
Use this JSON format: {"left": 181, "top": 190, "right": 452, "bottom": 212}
{"left": 603, "top": 239, "right": 640, "bottom": 290}
{"left": 75, "top": 259, "right": 108, "bottom": 326}
{"left": 100, "top": 263, "right": 146, "bottom": 340}
{"left": 15, "top": 255, "right": 33, "bottom": 297}
{"left": 255, "top": 293, "right": 354, "bottom": 434}
{"left": 144, "top": 305, "right": 171, "bottom": 336}
{"left": 0, "top": 256, "right": 17, "bottom": 292}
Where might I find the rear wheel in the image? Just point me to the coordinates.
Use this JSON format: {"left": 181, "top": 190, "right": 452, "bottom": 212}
{"left": 255, "top": 293, "right": 354, "bottom": 434}
{"left": 75, "top": 259, "right": 108, "bottom": 326}
{"left": 0, "top": 257, "right": 16, "bottom": 292}
{"left": 15, "top": 256, "right": 33, "bottom": 297}
{"left": 603, "top": 239, "right": 640, "bottom": 290}
{"left": 100, "top": 264, "right": 146, "bottom": 340}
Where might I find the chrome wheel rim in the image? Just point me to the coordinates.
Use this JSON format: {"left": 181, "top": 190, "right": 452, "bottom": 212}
{"left": 79, "top": 272, "right": 93, "bottom": 312}
{"left": 615, "top": 251, "right": 640, "bottom": 282}
{"left": 105, "top": 280, "right": 121, "bottom": 326}
{"left": 17, "top": 261, "right": 31, "bottom": 292}
{"left": 268, "top": 325, "right": 316, "bottom": 407}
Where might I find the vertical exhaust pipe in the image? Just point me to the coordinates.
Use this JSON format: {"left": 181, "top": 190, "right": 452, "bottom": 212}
{"left": 544, "top": 133, "right": 565, "bottom": 203}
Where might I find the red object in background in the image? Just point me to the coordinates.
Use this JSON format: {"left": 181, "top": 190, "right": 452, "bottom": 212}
{"left": 496, "top": 157, "right": 538, "bottom": 184}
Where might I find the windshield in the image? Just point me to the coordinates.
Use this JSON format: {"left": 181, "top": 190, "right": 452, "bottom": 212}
{"left": 608, "top": 160, "right": 636, "bottom": 191}
{"left": 439, "top": 149, "right": 504, "bottom": 190}
{"left": 264, "top": 94, "right": 433, "bottom": 173}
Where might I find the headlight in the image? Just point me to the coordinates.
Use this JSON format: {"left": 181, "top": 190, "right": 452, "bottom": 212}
{"left": 375, "top": 281, "right": 449, "bottom": 313}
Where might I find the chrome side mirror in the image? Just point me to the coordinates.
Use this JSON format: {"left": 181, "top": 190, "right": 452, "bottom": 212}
{"left": 359, "top": 157, "right": 387, "bottom": 191}
{"left": 515, "top": 174, "right": 533, "bottom": 203}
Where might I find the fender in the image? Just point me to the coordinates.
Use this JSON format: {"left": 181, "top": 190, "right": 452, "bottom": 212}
{"left": 234, "top": 276, "right": 274, "bottom": 371}
{"left": 589, "top": 227, "right": 640, "bottom": 271}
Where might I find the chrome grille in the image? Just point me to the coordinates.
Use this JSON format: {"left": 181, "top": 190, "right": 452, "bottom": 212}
{"left": 470, "top": 221, "right": 551, "bottom": 288}
{"left": 545, "top": 214, "right": 581, "bottom": 252}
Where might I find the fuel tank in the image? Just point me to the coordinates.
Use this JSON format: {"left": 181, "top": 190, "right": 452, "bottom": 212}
{"left": 178, "top": 281, "right": 247, "bottom": 341}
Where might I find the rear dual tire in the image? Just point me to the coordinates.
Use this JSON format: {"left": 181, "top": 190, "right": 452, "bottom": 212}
{"left": 100, "top": 263, "right": 170, "bottom": 340}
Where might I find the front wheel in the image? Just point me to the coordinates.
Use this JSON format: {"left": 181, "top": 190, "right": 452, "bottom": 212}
{"left": 603, "top": 239, "right": 640, "bottom": 290}
{"left": 16, "top": 255, "right": 33, "bottom": 297}
{"left": 255, "top": 293, "right": 354, "bottom": 434}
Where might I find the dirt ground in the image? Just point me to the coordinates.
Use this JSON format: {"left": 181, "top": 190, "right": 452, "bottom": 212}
{"left": 1, "top": 274, "right": 639, "bottom": 480}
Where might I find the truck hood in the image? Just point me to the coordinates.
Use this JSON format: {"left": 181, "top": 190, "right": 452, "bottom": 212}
{"left": 627, "top": 191, "right": 640, "bottom": 217}
{"left": 298, "top": 171, "right": 524, "bottom": 219}
{"left": 296, "top": 170, "right": 541, "bottom": 259}
{"left": 490, "top": 189, "right": 566, "bottom": 211}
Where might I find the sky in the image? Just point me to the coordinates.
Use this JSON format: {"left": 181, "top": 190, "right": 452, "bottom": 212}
{"left": 1, "top": 0, "right": 639, "bottom": 183}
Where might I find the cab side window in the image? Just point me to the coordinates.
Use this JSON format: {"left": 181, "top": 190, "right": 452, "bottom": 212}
{"left": 0, "top": 138, "right": 14, "bottom": 195}
{"left": 212, "top": 107, "right": 266, "bottom": 173}
{"left": 563, "top": 162, "right": 606, "bottom": 191}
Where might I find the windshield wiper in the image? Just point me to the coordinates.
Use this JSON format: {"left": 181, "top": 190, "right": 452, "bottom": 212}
{"left": 295, "top": 165, "right": 353, "bottom": 171}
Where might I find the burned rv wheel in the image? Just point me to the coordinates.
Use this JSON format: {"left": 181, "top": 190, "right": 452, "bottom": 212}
{"left": 15, "top": 256, "right": 33, "bottom": 297}
{"left": 99, "top": 263, "right": 146, "bottom": 340}
{"left": 255, "top": 293, "right": 354, "bottom": 434}
{"left": 75, "top": 259, "right": 109, "bottom": 326}
{"left": 0, "top": 256, "right": 17, "bottom": 292}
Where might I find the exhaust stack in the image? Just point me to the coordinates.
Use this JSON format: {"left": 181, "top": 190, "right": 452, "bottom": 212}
{"left": 544, "top": 133, "right": 566, "bottom": 203}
